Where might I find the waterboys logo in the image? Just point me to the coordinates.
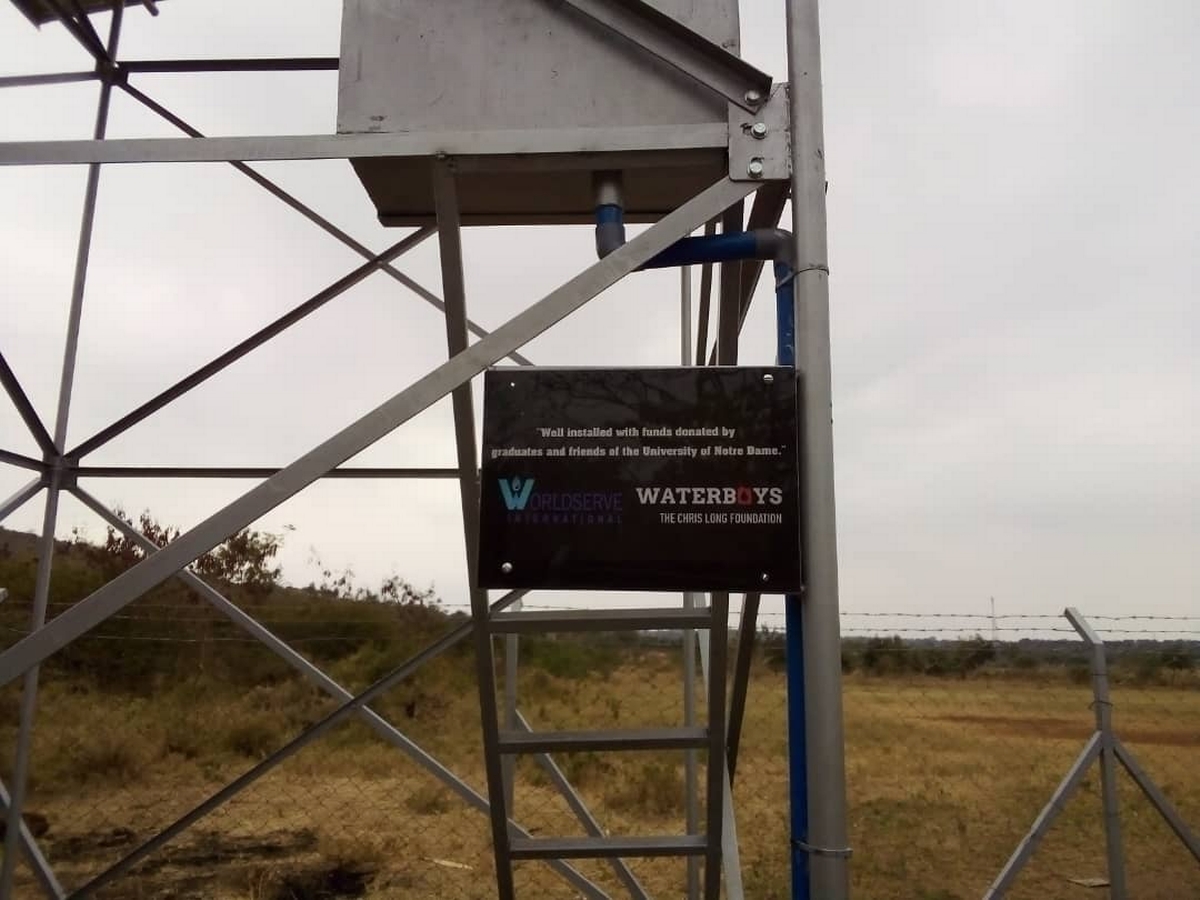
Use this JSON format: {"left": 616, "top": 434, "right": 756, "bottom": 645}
{"left": 634, "top": 486, "right": 784, "bottom": 507}
{"left": 497, "top": 477, "right": 622, "bottom": 525}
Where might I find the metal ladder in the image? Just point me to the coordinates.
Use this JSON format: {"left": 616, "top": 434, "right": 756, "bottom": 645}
{"left": 474, "top": 594, "right": 731, "bottom": 900}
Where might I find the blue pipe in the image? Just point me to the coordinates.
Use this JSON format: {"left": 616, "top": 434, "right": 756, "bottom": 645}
{"left": 641, "top": 232, "right": 762, "bottom": 269}
{"left": 776, "top": 260, "right": 809, "bottom": 900}
{"left": 593, "top": 201, "right": 793, "bottom": 270}
{"left": 594, "top": 195, "right": 811, "bottom": 900}
{"left": 595, "top": 204, "right": 625, "bottom": 260}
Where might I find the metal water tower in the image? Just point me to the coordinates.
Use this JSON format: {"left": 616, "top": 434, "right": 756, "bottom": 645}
{"left": 338, "top": 0, "right": 746, "bottom": 226}
{"left": 0, "top": 2, "right": 849, "bottom": 898}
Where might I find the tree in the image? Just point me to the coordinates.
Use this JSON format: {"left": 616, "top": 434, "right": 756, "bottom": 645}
{"left": 81, "top": 510, "right": 284, "bottom": 595}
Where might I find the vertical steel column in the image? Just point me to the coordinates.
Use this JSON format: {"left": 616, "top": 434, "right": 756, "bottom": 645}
{"left": 785, "top": 1, "right": 851, "bottom": 897}
{"left": 431, "top": 163, "right": 515, "bottom": 900}
{"left": 694, "top": 274, "right": 745, "bottom": 900}
{"left": 725, "top": 591, "right": 760, "bottom": 781}
{"left": 776, "top": 258, "right": 809, "bottom": 900}
{"left": 1067, "top": 609, "right": 1127, "bottom": 899}
{"left": 681, "top": 266, "right": 693, "bottom": 365}
{"left": 0, "top": 478, "right": 64, "bottom": 900}
{"left": 680, "top": 264, "right": 701, "bottom": 900}
{"left": 715, "top": 206, "right": 744, "bottom": 364}
{"left": 693, "top": 593, "right": 744, "bottom": 900}
{"left": 503, "top": 596, "right": 520, "bottom": 813}
{"left": 0, "top": 8, "right": 121, "bottom": 896}
{"left": 694, "top": 222, "right": 717, "bottom": 364}
{"left": 703, "top": 591, "right": 730, "bottom": 900}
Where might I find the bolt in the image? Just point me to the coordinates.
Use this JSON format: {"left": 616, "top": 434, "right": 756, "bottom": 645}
{"left": 761, "top": 573, "right": 770, "bottom": 583}
{"left": 747, "top": 158, "right": 765, "bottom": 179}
{"left": 501, "top": 562, "right": 513, "bottom": 574}
{"left": 745, "top": 89, "right": 763, "bottom": 105}
{"left": 763, "top": 373, "right": 775, "bottom": 384}
{"left": 509, "top": 381, "right": 516, "bottom": 388}
{"left": 751, "top": 122, "right": 768, "bottom": 139}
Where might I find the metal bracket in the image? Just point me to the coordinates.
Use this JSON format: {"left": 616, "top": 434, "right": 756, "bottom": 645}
{"left": 55, "top": 457, "right": 80, "bottom": 490}
{"left": 729, "top": 84, "right": 791, "bottom": 182}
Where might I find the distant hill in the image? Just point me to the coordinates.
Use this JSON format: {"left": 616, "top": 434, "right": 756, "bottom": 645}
{"left": 0, "top": 524, "right": 1194, "bottom": 692}
{"left": 0, "top": 525, "right": 48, "bottom": 557}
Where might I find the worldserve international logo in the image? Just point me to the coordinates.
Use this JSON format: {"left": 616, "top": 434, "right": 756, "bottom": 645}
{"left": 498, "top": 477, "right": 536, "bottom": 511}
{"left": 496, "top": 477, "right": 622, "bottom": 525}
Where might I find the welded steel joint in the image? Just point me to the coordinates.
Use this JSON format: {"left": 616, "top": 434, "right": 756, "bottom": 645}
{"left": 729, "top": 84, "right": 791, "bottom": 181}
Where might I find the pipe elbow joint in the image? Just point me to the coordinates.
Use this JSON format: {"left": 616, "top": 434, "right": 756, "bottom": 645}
{"left": 755, "top": 228, "right": 796, "bottom": 268}
{"left": 595, "top": 213, "right": 626, "bottom": 259}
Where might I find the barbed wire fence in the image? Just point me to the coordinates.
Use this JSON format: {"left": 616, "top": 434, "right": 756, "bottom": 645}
{"left": 0, "top": 596, "right": 1197, "bottom": 899}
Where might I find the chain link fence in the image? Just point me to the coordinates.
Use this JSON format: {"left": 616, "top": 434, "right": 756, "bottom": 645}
{"left": 1, "top": 570, "right": 1197, "bottom": 899}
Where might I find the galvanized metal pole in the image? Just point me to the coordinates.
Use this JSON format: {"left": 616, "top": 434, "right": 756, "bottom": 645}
{"left": 431, "top": 163, "right": 517, "bottom": 900}
{"left": 785, "top": 0, "right": 851, "bottom": 897}
{"left": 0, "top": 476, "right": 64, "bottom": 900}
{"left": 680, "top": 264, "right": 701, "bottom": 900}
{"left": 0, "top": 9, "right": 121, "bottom": 895}
{"left": 682, "top": 265, "right": 694, "bottom": 365}
{"left": 693, "top": 593, "right": 744, "bottom": 900}
{"left": 1066, "top": 609, "right": 1127, "bottom": 900}
{"left": 503, "top": 596, "right": 520, "bottom": 813}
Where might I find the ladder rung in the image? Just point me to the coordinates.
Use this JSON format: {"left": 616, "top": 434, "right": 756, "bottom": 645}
{"left": 497, "top": 726, "right": 708, "bottom": 754}
{"left": 489, "top": 607, "right": 712, "bottom": 633}
{"left": 509, "top": 835, "right": 708, "bottom": 860}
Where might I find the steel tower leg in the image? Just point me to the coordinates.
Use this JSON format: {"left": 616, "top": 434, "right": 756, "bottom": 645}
{"left": 785, "top": 0, "right": 852, "bottom": 897}
{"left": 0, "top": 8, "right": 122, "bottom": 897}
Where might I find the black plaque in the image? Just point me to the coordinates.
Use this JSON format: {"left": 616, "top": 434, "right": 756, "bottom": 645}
{"left": 477, "top": 367, "right": 801, "bottom": 592}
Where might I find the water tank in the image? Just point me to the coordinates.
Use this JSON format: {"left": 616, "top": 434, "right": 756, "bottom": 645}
{"left": 337, "top": 0, "right": 740, "bottom": 225}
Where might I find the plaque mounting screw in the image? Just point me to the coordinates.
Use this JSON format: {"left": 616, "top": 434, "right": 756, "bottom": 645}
{"left": 747, "top": 158, "right": 765, "bottom": 179}
{"left": 761, "top": 573, "right": 770, "bottom": 583}
{"left": 509, "top": 381, "right": 516, "bottom": 388}
{"left": 745, "top": 89, "right": 763, "bottom": 105}
{"left": 751, "top": 122, "right": 768, "bottom": 139}
{"left": 763, "top": 373, "right": 774, "bottom": 384}
{"left": 501, "top": 562, "right": 513, "bottom": 574}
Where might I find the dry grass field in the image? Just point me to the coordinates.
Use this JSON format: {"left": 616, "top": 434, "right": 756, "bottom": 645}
{"left": 4, "top": 653, "right": 1198, "bottom": 900}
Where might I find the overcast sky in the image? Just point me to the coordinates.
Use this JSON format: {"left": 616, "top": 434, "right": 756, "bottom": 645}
{"left": 0, "top": 1, "right": 1196, "bottom": 635}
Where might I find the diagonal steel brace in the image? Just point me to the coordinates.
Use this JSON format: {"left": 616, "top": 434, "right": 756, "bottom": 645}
{"left": 556, "top": 0, "right": 772, "bottom": 111}
{"left": 0, "top": 779, "right": 64, "bottom": 899}
{"left": 71, "top": 488, "right": 609, "bottom": 897}
{"left": 116, "top": 82, "right": 533, "bottom": 367}
{"left": 0, "top": 176, "right": 755, "bottom": 687}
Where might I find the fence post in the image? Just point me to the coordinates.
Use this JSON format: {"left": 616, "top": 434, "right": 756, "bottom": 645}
{"left": 1064, "top": 608, "right": 1127, "bottom": 900}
